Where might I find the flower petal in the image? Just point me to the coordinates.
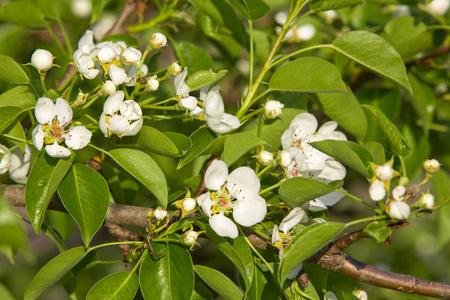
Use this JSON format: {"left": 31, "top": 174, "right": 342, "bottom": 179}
{"left": 203, "top": 90, "right": 225, "bottom": 119}
{"left": 221, "top": 113, "right": 240, "bottom": 130}
{"left": 64, "top": 126, "right": 92, "bottom": 150}
{"left": 104, "top": 91, "right": 124, "bottom": 115}
{"left": 108, "top": 115, "right": 131, "bottom": 136}
{"left": 369, "top": 179, "right": 386, "bottom": 201}
{"left": 279, "top": 207, "right": 305, "bottom": 233}
{"left": 35, "top": 97, "right": 55, "bottom": 124}
{"left": 204, "top": 160, "right": 228, "bottom": 191}
{"left": 99, "top": 113, "right": 108, "bottom": 137}
{"left": 227, "top": 166, "right": 260, "bottom": 197}
{"left": 316, "top": 190, "right": 345, "bottom": 207}
{"left": 8, "top": 145, "right": 32, "bottom": 184}
{"left": 233, "top": 193, "right": 266, "bottom": 226}
{"left": 180, "top": 96, "right": 198, "bottom": 111}
{"left": 120, "top": 100, "right": 142, "bottom": 120}
{"left": 289, "top": 113, "right": 317, "bottom": 139}
{"left": 286, "top": 263, "right": 303, "bottom": 280}
{"left": 0, "top": 144, "right": 11, "bottom": 174}
{"left": 55, "top": 98, "right": 73, "bottom": 125}
{"left": 32, "top": 125, "right": 45, "bottom": 150}
{"left": 125, "top": 118, "right": 143, "bottom": 136}
{"left": 317, "top": 121, "right": 338, "bottom": 136}
{"left": 45, "top": 142, "right": 71, "bottom": 158}
{"left": 392, "top": 185, "right": 406, "bottom": 201}
{"left": 209, "top": 213, "right": 239, "bottom": 239}
{"left": 272, "top": 225, "right": 280, "bottom": 244}
{"left": 197, "top": 192, "right": 214, "bottom": 217}
{"left": 109, "top": 65, "right": 128, "bottom": 85}
{"left": 305, "top": 199, "right": 328, "bottom": 211}
{"left": 388, "top": 201, "right": 410, "bottom": 220}
{"left": 281, "top": 128, "right": 295, "bottom": 149}
{"left": 174, "top": 68, "right": 189, "bottom": 97}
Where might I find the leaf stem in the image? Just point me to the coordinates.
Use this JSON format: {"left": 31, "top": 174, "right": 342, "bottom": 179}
{"left": 345, "top": 215, "right": 388, "bottom": 228}
{"left": 88, "top": 241, "right": 144, "bottom": 251}
{"left": 248, "top": 20, "right": 254, "bottom": 88}
{"left": 338, "top": 189, "right": 377, "bottom": 210}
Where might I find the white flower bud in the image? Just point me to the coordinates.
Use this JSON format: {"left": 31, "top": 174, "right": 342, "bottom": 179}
{"left": 258, "top": 150, "right": 273, "bottom": 165}
{"left": 427, "top": 0, "right": 450, "bottom": 15}
{"left": 168, "top": 62, "right": 182, "bottom": 76}
{"left": 152, "top": 33, "right": 168, "bottom": 49}
{"left": 146, "top": 76, "right": 159, "bottom": 92}
{"left": 182, "top": 198, "right": 196, "bottom": 213}
{"left": 323, "top": 10, "right": 338, "bottom": 22}
{"left": 352, "top": 289, "right": 368, "bottom": 300}
{"left": 392, "top": 185, "right": 406, "bottom": 201}
{"left": 369, "top": 180, "right": 386, "bottom": 201}
{"left": 419, "top": 193, "right": 435, "bottom": 209}
{"left": 279, "top": 150, "right": 292, "bottom": 167}
{"left": 0, "top": 144, "right": 11, "bottom": 174}
{"left": 109, "top": 65, "right": 128, "bottom": 85}
{"left": 296, "top": 24, "right": 316, "bottom": 41}
{"left": 31, "top": 49, "right": 53, "bottom": 71}
{"left": 265, "top": 100, "right": 284, "bottom": 119}
{"left": 180, "top": 96, "right": 198, "bottom": 111}
{"left": 388, "top": 201, "right": 410, "bottom": 220}
{"left": 274, "top": 11, "right": 288, "bottom": 25}
{"left": 71, "top": 0, "right": 92, "bottom": 18}
{"left": 324, "top": 291, "right": 338, "bottom": 300}
{"left": 375, "top": 164, "right": 394, "bottom": 182}
{"left": 184, "top": 230, "right": 199, "bottom": 246}
{"left": 153, "top": 207, "right": 167, "bottom": 220}
{"left": 102, "top": 80, "right": 116, "bottom": 95}
{"left": 97, "top": 45, "right": 117, "bottom": 63}
{"left": 423, "top": 159, "right": 440, "bottom": 174}
{"left": 399, "top": 176, "right": 409, "bottom": 186}
{"left": 122, "top": 47, "right": 142, "bottom": 65}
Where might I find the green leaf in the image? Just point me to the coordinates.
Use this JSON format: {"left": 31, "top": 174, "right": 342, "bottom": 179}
{"left": 331, "top": 31, "right": 412, "bottom": 94}
{"left": 401, "top": 125, "right": 430, "bottom": 178}
{"left": 303, "top": 263, "right": 328, "bottom": 299}
{"left": 24, "top": 247, "right": 87, "bottom": 300}
{"left": 0, "top": 0, "right": 46, "bottom": 28}
{"left": 101, "top": 163, "right": 138, "bottom": 205}
{"left": 100, "top": 34, "right": 139, "bottom": 48}
{"left": 0, "top": 55, "right": 29, "bottom": 84}
{"left": 190, "top": 282, "right": 212, "bottom": 300}
{"left": 133, "top": 126, "right": 191, "bottom": 157}
{"left": 109, "top": 148, "right": 168, "bottom": 208}
{"left": 178, "top": 127, "right": 227, "bottom": 169}
{"left": 279, "top": 177, "right": 337, "bottom": 208}
{"left": 248, "top": 263, "right": 280, "bottom": 300}
{"left": 0, "top": 283, "right": 15, "bottom": 300}
{"left": 25, "top": 152, "right": 75, "bottom": 234}
{"left": 0, "top": 107, "right": 26, "bottom": 133}
{"left": 0, "top": 86, "right": 36, "bottom": 108}
{"left": 310, "top": 0, "right": 361, "bottom": 11}
{"left": 309, "top": 140, "right": 373, "bottom": 178}
{"left": 362, "top": 104, "right": 411, "bottom": 156}
{"left": 269, "top": 57, "right": 346, "bottom": 93}
{"left": 342, "top": 291, "right": 360, "bottom": 300}
{"left": 58, "top": 164, "right": 110, "bottom": 247}
{"left": 364, "top": 142, "right": 385, "bottom": 166}
{"left": 227, "top": 0, "right": 271, "bottom": 21}
{"left": 186, "top": 70, "right": 228, "bottom": 91}
{"left": 178, "top": 41, "right": 214, "bottom": 75}
{"left": 363, "top": 221, "right": 392, "bottom": 243}
{"left": 194, "top": 265, "right": 243, "bottom": 300}
{"left": 0, "top": 196, "right": 27, "bottom": 250}
{"left": 86, "top": 271, "right": 139, "bottom": 300}
{"left": 91, "top": 0, "right": 106, "bottom": 24}
{"left": 221, "top": 132, "right": 262, "bottom": 166}
{"left": 407, "top": 72, "right": 436, "bottom": 135}
{"left": 140, "top": 243, "right": 194, "bottom": 300}
{"left": 279, "top": 222, "right": 344, "bottom": 285}
{"left": 315, "top": 88, "right": 367, "bottom": 140}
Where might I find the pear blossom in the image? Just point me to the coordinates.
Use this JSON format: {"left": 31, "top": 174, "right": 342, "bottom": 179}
{"left": 387, "top": 201, "right": 410, "bottom": 220}
{"left": 99, "top": 91, "right": 143, "bottom": 138}
{"left": 258, "top": 150, "right": 273, "bottom": 165}
{"left": 375, "top": 164, "right": 394, "bottom": 182}
{"left": 182, "top": 198, "right": 197, "bottom": 213}
{"left": 174, "top": 68, "right": 204, "bottom": 116}
{"left": 369, "top": 179, "right": 386, "bottom": 201}
{"left": 152, "top": 33, "right": 167, "bottom": 48}
{"left": 392, "top": 185, "right": 406, "bottom": 201}
{"left": 419, "top": 193, "right": 435, "bottom": 209}
{"left": 427, "top": 0, "right": 450, "bottom": 15}
{"left": 73, "top": 30, "right": 100, "bottom": 80}
{"left": 109, "top": 65, "right": 128, "bottom": 85}
{"left": 0, "top": 144, "right": 11, "bottom": 174}
{"left": 296, "top": 24, "right": 316, "bottom": 41}
{"left": 168, "top": 62, "right": 182, "bottom": 76}
{"left": 146, "top": 75, "right": 159, "bottom": 92}
{"left": 197, "top": 160, "right": 266, "bottom": 239}
{"left": 31, "top": 49, "right": 53, "bottom": 71}
{"left": 274, "top": 12, "right": 316, "bottom": 42}
{"left": 102, "top": 80, "right": 116, "bottom": 95}
{"left": 265, "top": 100, "right": 284, "bottom": 119}
{"left": 32, "top": 98, "right": 91, "bottom": 157}
{"left": 154, "top": 207, "right": 167, "bottom": 220}
{"left": 323, "top": 10, "right": 338, "bottom": 23}
{"left": 184, "top": 230, "right": 199, "bottom": 246}
{"left": 122, "top": 47, "right": 142, "bottom": 65}
{"left": 8, "top": 145, "right": 32, "bottom": 184}
{"left": 71, "top": 0, "right": 91, "bottom": 18}
{"left": 423, "top": 159, "right": 440, "bottom": 174}
{"left": 124, "top": 64, "right": 148, "bottom": 87}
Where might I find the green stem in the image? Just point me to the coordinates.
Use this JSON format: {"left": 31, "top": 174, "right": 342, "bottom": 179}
{"left": 268, "top": 44, "right": 331, "bottom": 69}
{"left": 143, "top": 105, "right": 180, "bottom": 110}
{"left": 45, "top": 23, "right": 67, "bottom": 56}
{"left": 248, "top": 20, "right": 254, "bottom": 88}
{"left": 241, "top": 107, "right": 264, "bottom": 123}
{"left": 338, "top": 189, "right": 378, "bottom": 210}
{"left": 294, "top": 281, "right": 315, "bottom": 300}
{"left": 127, "top": 9, "right": 175, "bottom": 32}
{"left": 0, "top": 134, "right": 32, "bottom": 145}
{"left": 345, "top": 215, "right": 388, "bottom": 228}
{"left": 138, "top": 97, "right": 157, "bottom": 106}
{"left": 88, "top": 241, "right": 144, "bottom": 251}
{"left": 259, "top": 179, "right": 285, "bottom": 195}
{"left": 257, "top": 163, "right": 274, "bottom": 177}
{"left": 398, "top": 155, "right": 407, "bottom": 178}
{"left": 88, "top": 143, "right": 111, "bottom": 157}
{"left": 152, "top": 238, "right": 182, "bottom": 243}
{"left": 57, "top": 69, "right": 77, "bottom": 92}
{"left": 130, "top": 249, "right": 148, "bottom": 274}
{"left": 40, "top": 72, "right": 48, "bottom": 94}
{"left": 238, "top": 226, "right": 274, "bottom": 274}
{"left": 57, "top": 17, "right": 73, "bottom": 54}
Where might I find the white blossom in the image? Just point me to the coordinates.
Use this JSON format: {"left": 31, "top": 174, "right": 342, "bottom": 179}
{"left": 8, "top": 145, "right": 32, "bottom": 184}
{"left": 0, "top": 144, "right": 11, "bottom": 174}
{"left": 258, "top": 150, "right": 273, "bottom": 165}
{"left": 152, "top": 33, "right": 167, "bottom": 48}
{"left": 296, "top": 24, "right": 316, "bottom": 41}
{"left": 423, "top": 159, "right": 440, "bottom": 174}
{"left": 168, "top": 62, "right": 182, "bottom": 76}
{"left": 122, "top": 47, "right": 142, "bottom": 65}
{"left": 427, "top": 0, "right": 450, "bottom": 15}
{"left": 279, "top": 207, "right": 306, "bottom": 233}
{"left": 31, "top": 49, "right": 53, "bottom": 71}
{"left": 71, "top": 0, "right": 91, "bottom": 18}
{"left": 102, "top": 80, "right": 116, "bottom": 95}
{"left": 375, "top": 164, "right": 394, "bottom": 182}
{"left": 369, "top": 179, "right": 386, "bottom": 201}
{"left": 265, "top": 100, "right": 284, "bottom": 119}
{"left": 154, "top": 207, "right": 167, "bottom": 220}
{"left": 109, "top": 65, "right": 128, "bottom": 85}
{"left": 388, "top": 201, "right": 410, "bottom": 220}
{"left": 392, "top": 185, "right": 406, "bottom": 201}
{"left": 184, "top": 230, "right": 199, "bottom": 246}
{"left": 419, "top": 193, "right": 435, "bottom": 209}
{"left": 146, "top": 75, "right": 159, "bottom": 92}
{"left": 352, "top": 289, "right": 368, "bottom": 300}
{"left": 182, "top": 198, "right": 197, "bottom": 213}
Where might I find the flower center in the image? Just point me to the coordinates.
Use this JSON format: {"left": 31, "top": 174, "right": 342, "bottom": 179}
{"left": 210, "top": 187, "right": 234, "bottom": 215}
{"left": 43, "top": 118, "right": 71, "bottom": 145}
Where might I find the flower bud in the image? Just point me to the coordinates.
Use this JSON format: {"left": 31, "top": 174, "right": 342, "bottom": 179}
{"left": 31, "top": 49, "right": 53, "bottom": 71}
{"left": 387, "top": 201, "right": 410, "bottom": 220}
{"left": 183, "top": 230, "right": 199, "bottom": 246}
{"left": 375, "top": 164, "right": 394, "bottom": 182}
{"left": 182, "top": 198, "right": 196, "bottom": 213}
{"left": 146, "top": 75, "right": 159, "bottom": 92}
{"left": 419, "top": 193, "right": 435, "bottom": 209}
{"left": 369, "top": 179, "right": 386, "bottom": 201}
{"left": 121, "top": 47, "right": 142, "bottom": 65}
{"left": 97, "top": 45, "right": 117, "bottom": 63}
{"left": 102, "top": 80, "right": 116, "bottom": 95}
{"left": 0, "top": 144, "right": 11, "bottom": 174}
{"left": 423, "top": 159, "right": 440, "bottom": 174}
{"left": 73, "top": 91, "right": 88, "bottom": 107}
{"left": 152, "top": 33, "right": 168, "bottom": 49}
{"left": 279, "top": 150, "right": 292, "bottom": 167}
{"left": 324, "top": 291, "right": 338, "bottom": 300}
{"left": 180, "top": 96, "right": 198, "bottom": 111}
{"left": 352, "top": 289, "right": 368, "bottom": 300}
{"left": 264, "top": 100, "right": 284, "bottom": 119}
{"left": 399, "top": 176, "right": 409, "bottom": 186}
{"left": 153, "top": 207, "right": 167, "bottom": 220}
{"left": 168, "top": 62, "right": 182, "bottom": 76}
{"left": 71, "top": 0, "right": 92, "bottom": 18}
{"left": 296, "top": 24, "right": 316, "bottom": 41}
{"left": 391, "top": 185, "right": 406, "bottom": 201}
{"left": 427, "top": 0, "right": 450, "bottom": 16}
{"left": 258, "top": 150, "right": 273, "bottom": 165}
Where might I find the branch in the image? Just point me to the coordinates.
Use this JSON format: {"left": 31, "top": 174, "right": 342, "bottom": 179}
{"left": 3, "top": 184, "right": 450, "bottom": 298}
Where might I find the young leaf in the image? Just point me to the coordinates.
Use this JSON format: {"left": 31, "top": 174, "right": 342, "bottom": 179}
{"left": 227, "top": 0, "right": 271, "bottom": 21}
{"left": 109, "top": 148, "right": 168, "bottom": 208}
{"left": 134, "top": 126, "right": 191, "bottom": 157}
{"left": 0, "top": 0, "right": 46, "bottom": 28}
{"left": 58, "top": 164, "right": 110, "bottom": 247}
{"left": 309, "top": 140, "right": 373, "bottom": 178}
{"left": 364, "top": 142, "right": 385, "bottom": 166}
{"left": 25, "top": 152, "right": 74, "bottom": 234}
{"left": 362, "top": 104, "right": 411, "bottom": 156}
{"left": 194, "top": 265, "right": 243, "bottom": 300}
{"left": 221, "top": 132, "right": 262, "bottom": 166}
{"left": 279, "top": 222, "right": 344, "bottom": 285}
{"left": 310, "top": 0, "right": 361, "bottom": 11}
{"left": 140, "top": 243, "right": 194, "bottom": 300}
{"left": 363, "top": 221, "right": 392, "bottom": 243}
{"left": 190, "top": 282, "right": 212, "bottom": 300}
{"left": 177, "top": 41, "right": 214, "bottom": 74}
{"left": 331, "top": 31, "right": 412, "bottom": 94}
{"left": 186, "top": 70, "right": 228, "bottom": 91}
{"left": 247, "top": 263, "right": 281, "bottom": 300}
{"left": 91, "top": 0, "right": 106, "bottom": 24}
{"left": 269, "top": 57, "right": 346, "bottom": 93}
{"left": 0, "top": 85, "right": 36, "bottom": 108}
{"left": 86, "top": 272, "right": 139, "bottom": 300}
{"left": 24, "top": 247, "right": 87, "bottom": 300}
{"left": 279, "top": 178, "right": 337, "bottom": 208}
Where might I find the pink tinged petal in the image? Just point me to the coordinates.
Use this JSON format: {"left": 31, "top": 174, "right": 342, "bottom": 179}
{"left": 180, "top": 96, "right": 198, "bottom": 111}
{"left": 104, "top": 91, "right": 124, "bottom": 115}
{"left": 125, "top": 118, "right": 143, "bottom": 136}
{"left": 316, "top": 190, "right": 345, "bottom": 207}
{"left": 174, "top": 68, "right": 189, "bottom": 97}
{"left": 197, "top": 192, "right": 214, "bottom": 217}
{"left": 32, "top": 125, "right": 45, "bottom": 150}
{"left": 227, "top": 166, "right": 260, "bottom": 197}
{"left": 64, "top": 126, "right": 92, "bottom": 150}
{"left": 287, "top": 263, "right": 303, "bottom": 280}
{"left": 9, "top": 145, "right": 32, "bottom": 184}
{"left": 392, "top": 185, "right": 406, "bottom": 201}
{"left": 203, "top": 90, "right": 225, "bottom": 119}
{"left": 204, "top": 160, "right": 228, "bottom": 191}
{"left": 272, "top": 225, "right": 280, "bottom": 244}
{"left": 99, "top": 113, "right": 108, "bottom": 137}
{"left": 55, "top": 98, "right": 73, "bottom": 124}
{"left": 109, "top": 65, "right": 128, "bottom": 85}
{"left": 35, "top": 97, "right": 56, "bottom": 124}
{"left": 388, "top": 201, "right": 410, "bottom": 220}
{"left": 369, "top": 180, "right": 386, "bottom": 201}
{"left": 45, "top": 142, "right": 71, "bottom": 158}
{"left": 108, "top": 115, "right": 131, "bottom": 135}
{"left": 289, "top": 113, "right": 318, "bottom": 139}
{"left": 209, "top": 213, "right": 239, "bottom": 239}
{"left": 120, "top": 100, "right": 142, "bottom": 120}
{"left": 233, "top": 194, "right": 266, "bottom": 226}
{"left": 279, "top": 207, "right": 306, "bottom": 233}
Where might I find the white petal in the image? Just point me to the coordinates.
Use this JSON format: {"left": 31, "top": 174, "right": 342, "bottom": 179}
{"left": 64, "top": 126, "right": 92, "bottom": 150}
{"left": 109, "top": 65, "right": 128, "bottom": 85}
{"left": 296, "top": 24, "right": 316, "bottom": 41}
{"left": 125, "top": 118, "right": 143, "bottom": 136}
{"left": 306, "top": 199, "right": 328, "bottom": 211}
{"left": 97, "top": 45, "right": 117, "bottom": 63}
{"left": 99, "top": 113, "right": 109, "bottom": 137}
{"left": 108, "top": 115, "right": 131, "bottom": 135}
{"left": 227, "top": 166, "right": 260, "bottom": 198}
{"left": 272, "top": 225, "right": 280, "bottom": 244}
{"left": 375, "top": 164, "right": 394, "bottom": 182}
{"left": 55, "top": 98, "right": 73, "bottom": 125}
{"left": 0, "top": 145, "right": 11, "bottom": 174}
{"left": 174, "top": 68, "right": 189, "bottom": 97}
{"left": 286, "top": 263, "right": 303, "bottom": 280}
{"left": 32, "top": 125, "right": 45, "bottom": 150}
{"left": 314, "top": 160, "right": 346, "bottom": 182}
{"left": 45, "top": 142, "right": 71, "bottom": 158}
{"left": 104, "top": 91, "right": 124, "bottom": 115}
{"left": 388, "top": 201, "right": 410, "bottom": 220}
{"left": 203, "top": 90, "right": 225, "bottom": 119}
{"left": 281, "top": 128, "right": 295, "bottom": 149}
{"left": 180, "top": 96, "right": 198, "bottom": 111}
{"left": 221, "top": 113, "right": 241, "bottom": 129}
{"left": 82, "top": 67, "right": 100, "bottom": 79}
{"left": 206, "top": 117, "right": 236, "bottom": 134}
{"left": 35, "top": 97, "right": 56, "bottom": 124}
{"left": 317, "top": 121, "right": 338, "bottom": 136}
{"left": 392, "top": 185, "right": 406, "bottom": 201}
{"left": 120, "top": 100, "right": 142, "bottom": 120}
{"left": 204, "top": 160, "right": 228, "bottom": 191}
{"left": 233, "top": 193, "right": 266, "bottom": 226}
{"left": 316, "top": 190, "right": 345, "bottom": 207}
{"left": 197, "top": 192, "right": 214, "bottom": 217}
{"left": 78, "top": 30, "right": 94, "bottom": 51}
{"left": 8, "top": 145, "right": 32, "bottom": 184}
{"left": 369, "top": 180, "right": 386, "bottom": 201}
{"left": 289, "top": 113, "right": 317, "bottom": 139}
{"left": 191, "top": 106, "right": 204, "bottom": 117}
{"left": 209, "top": 213, "right": 239, "bottom": 239}
{"left": 279, "top": 207, "right": 305, "bottom": 233}
{"left": 122, "top": 47, "right": 142, "bottom": 64}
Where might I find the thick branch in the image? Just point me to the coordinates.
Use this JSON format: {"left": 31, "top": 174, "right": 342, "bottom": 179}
{"left": 4, "top": 183, "right": 450, "bottom": 298}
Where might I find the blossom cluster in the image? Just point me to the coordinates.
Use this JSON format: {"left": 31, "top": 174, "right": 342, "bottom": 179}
{"left": 0, "top": 144, "right": 32, "bottom": 184}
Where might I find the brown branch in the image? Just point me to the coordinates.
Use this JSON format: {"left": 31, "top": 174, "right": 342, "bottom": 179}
{"left": 4, "top": 183, "right": 450, "bottom": 298}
